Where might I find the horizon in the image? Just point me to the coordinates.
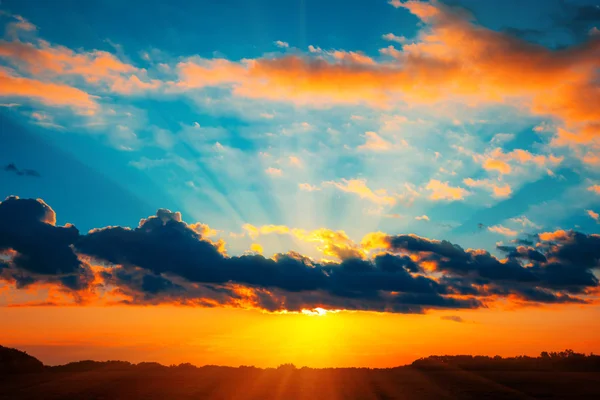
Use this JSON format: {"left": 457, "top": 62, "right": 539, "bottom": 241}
{"left": 3, "top": 344, "right": 594, "bottom": 370}
{"left": 1, "top": 0, "right": 600, "bottom": 372}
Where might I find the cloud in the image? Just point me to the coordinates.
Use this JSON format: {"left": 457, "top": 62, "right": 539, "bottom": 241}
{"left": 166, "top": 0, "right": 600, "bottom": 145}
{"left": 274, "top": 41, "right": 289, "bottom": 48}
{"left": 242, "top": 224, "right": 365, "bottom": 261}
{"left": 588, "top": 185, "right": 600, "bottom": 194}
{"left": 323, "top": 179, "right": 397, "bottom": 205}
{"left": 382, "top": 33, "right": 406, "bottom": 44}
{"left": 1, "top": 0, "right": 598, "bottom": 151}
{"left": 357, "top": 131, "right": 393, "bottom": 151}
{"left": 298, "top": 183, "right": 321, "bottom": 192}
{"left": 3, "top": 163, "right": 40, "bottom": 177}
{"left": 265, "top": 167, "right": 283, "bottom": 177}
{"left": 250, "top": 243, "right": 263, "bottom": 254}
{"left": 488, "top": 225, "right": 518, "bottom": 237}
{"left": 463, "top": 178, "right": 511, "bottom": 198}
{"left": 0, "top": 196, "right": 91, "bottom": 291}
{"left": 4, "top": 14, "right": 37, "bottom": 39}
{"left": 1, "top": 197, "right": 599, "bottom": 311}
{"left": 0, "top": 69, "right": 97, "bottom": 111}
{"left": 288, "top": 156, "right": 302, "bottom": 167}
{"left": 490, "top": 133, "right": 515, "bottom": 145}
{"left": 0, "top": 39, "right": 159, "bottom": 94}
{"left": 586, "top": 210, "right": 599, "bottom": 221}
{"left": 440, "top": 315, "right": 464, "bottom": 323}
{"left": 369, "top": 230, "right": 599, "bottom": 300}
{"left": 425, "top": 179, "right": 469, "bottom": 201}
{"left": 482, "top": 158, "right": 511, "bottom": 174}
{"left": 476, "top": 148, "right": 563, "bottom": 175}
{"left": 511, "top": 216, "right": 540, "bottom": 229}
{"left": 415, "top": 215, "right": 430, "bottom": 221}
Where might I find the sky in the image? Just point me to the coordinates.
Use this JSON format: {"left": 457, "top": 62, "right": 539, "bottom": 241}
{"left": 1, "top": 0, "right": 600, "bottom": 368}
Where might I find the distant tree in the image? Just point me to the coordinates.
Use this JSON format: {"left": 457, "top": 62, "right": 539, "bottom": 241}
{"left": 277, "top": 363, "right": 297, "bottom": 371}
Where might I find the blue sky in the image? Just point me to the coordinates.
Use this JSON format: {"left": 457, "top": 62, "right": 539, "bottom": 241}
{"left": 1, "top": 0, "right": 600, "bottom": 261}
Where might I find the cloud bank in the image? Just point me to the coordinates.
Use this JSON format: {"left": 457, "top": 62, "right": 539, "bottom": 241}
{"left": 1, "top": 196, "right": 598, "bottom": 313}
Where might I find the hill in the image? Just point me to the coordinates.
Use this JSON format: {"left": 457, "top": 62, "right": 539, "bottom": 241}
{"left": 0, "top": 345, "right": 44, "bottom": 374}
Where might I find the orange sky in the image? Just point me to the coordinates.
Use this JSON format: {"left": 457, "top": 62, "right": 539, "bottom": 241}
{"left": 2, "top": 304, "right": 599, "bottom": 367}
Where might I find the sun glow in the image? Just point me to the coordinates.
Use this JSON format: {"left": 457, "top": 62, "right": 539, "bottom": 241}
{"left": 301, "top": 307, "right": 330, "bottom": 316}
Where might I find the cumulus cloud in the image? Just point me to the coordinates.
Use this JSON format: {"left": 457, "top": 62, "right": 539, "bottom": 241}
{"left": 1, "top": 197, "right": 598, "bottom": 312}
{"left": 0, "top": 196, "right": 91, "bottom": 291}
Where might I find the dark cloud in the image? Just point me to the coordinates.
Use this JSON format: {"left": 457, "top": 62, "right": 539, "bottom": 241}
{"left": 496, "top": 245, "right": 547, "bottom": 263}
{"left": 0, "top": 196, "right": 92, "bottom": 293}
{"left": 0, "top": 196, "right": 81, "bottom": 275}
{"left": 76, "top": 213, "right": 462, "bottom": 311}
{"left": 0, "top": 197, "right": 598, "bottom": 312}
{"left": 3, "top": 163, "right": 41, "bottom": 177}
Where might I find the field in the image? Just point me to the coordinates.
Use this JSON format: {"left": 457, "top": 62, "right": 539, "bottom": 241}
{"left": 1, "top": 367, "right": 599, "bottom": 399}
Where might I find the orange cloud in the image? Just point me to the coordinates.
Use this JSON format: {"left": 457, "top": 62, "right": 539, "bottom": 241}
{"left": 538, "top": 230, "right": 570, "bottom": 241}
{"left": 0, "top": 69, "right": 97, "bottom": 111}
{"left": 477, "top": 148, "right": 562, "bottom": 175}
{"left": 0, "top": 40, "right": 155, "bottom": 94}
{"left": 483, "top": 159, "right": 512, "bottom": 174}
{"left": 169, "top": 0, "right": 600, "bottom": 145}
{"left": 586, "top": 210, "right": 599, "bottom": 221}
{"left": 582, "top": 152, "right": 600, "bottom": 166}
{"left": 588, "top": 185, "right": 600, "bottom": 194}
{"left": 176, "top": 59, "right": 246, "bottom": 89}
{"left": 188, "top": 222, "right": 218, "bottom": 237}
{"left": 360, "top": 232, "right": 391, "bottom": 252}
{"left": 425, "top": 179, "right": 469, "bottom": 201}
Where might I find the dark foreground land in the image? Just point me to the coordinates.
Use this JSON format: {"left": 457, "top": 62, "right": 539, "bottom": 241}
{"left": 2, "top": 346, "right": 600, "bottom": 399}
